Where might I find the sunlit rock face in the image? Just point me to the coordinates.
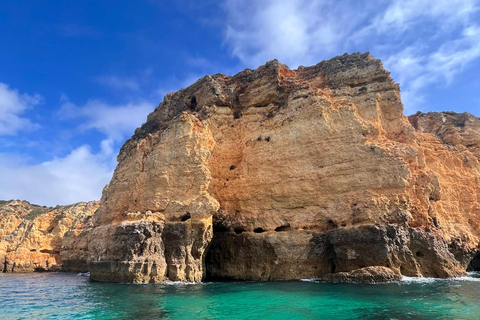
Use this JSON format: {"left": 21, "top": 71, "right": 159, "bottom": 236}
{"left": 88, "top": 113, "right": 217, "bottom": 283}
{"left": 0, "top": 200, "right": 99, "bottom": 272}
{"left": 87, "top": 52, "right": 480, "bottom": 283}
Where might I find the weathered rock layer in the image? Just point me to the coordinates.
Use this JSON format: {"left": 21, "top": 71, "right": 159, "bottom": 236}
{"left": 0, "top": 200, "right": 99, "bottom": 272}
{"left": 4, "top": 53, "right": 479, "bottom": 283}
{"left": 82, "top": 52, "right": 480, "bottom": 283}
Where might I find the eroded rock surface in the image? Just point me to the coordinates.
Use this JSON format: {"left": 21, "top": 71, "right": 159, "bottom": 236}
{"left": 87, "top": 52, "right": 480, "bottom": 282}
{"left": 88, "top": 114, "right": 217, "bottom": 282}
{"left": 7, "top": 52, "right": 477, "bottom": 283}
{"left": 323, "top": 266, "right": 401, "bottom": 284}
{"left": 0, "top": 200, "right": 99, "bottom": 272}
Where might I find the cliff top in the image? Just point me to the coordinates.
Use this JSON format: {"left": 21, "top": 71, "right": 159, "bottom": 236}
{"left": 121, "top": 52, "right": 395, "bottom": 160}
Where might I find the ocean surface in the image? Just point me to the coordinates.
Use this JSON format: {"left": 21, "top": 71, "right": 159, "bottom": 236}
{"left": 0, "top": 273, "right": 479, "bottom": 319}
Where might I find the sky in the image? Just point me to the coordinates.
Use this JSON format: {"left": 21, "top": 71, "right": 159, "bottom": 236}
{"left": 0, "top": 0, "right": 479, "bottom": 206}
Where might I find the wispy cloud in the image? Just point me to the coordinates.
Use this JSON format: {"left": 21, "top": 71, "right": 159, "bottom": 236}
{"left": 0, "top": 83, "right": 43, "bottom": 135}
{"left": 223, "top": 0, "right": 381, "bottom": 68}
{"left": 0, "top": 92, "right": 152, "bottom": 205}
{"left": 0, "top": 86, "right": 155, "bottom": 205}
{"left": 222, "top": 0, "right": 480, "bottom": 113}
{"left": 59, "top": 95, "right": 154, "bottom": 141}
{"left": 379, "top": 5, "right": 480, "bottom": 113}
{"left": 0, "top": 145, "right": 113, "bottom": 206}
{"left": 368, "top": 0, "right": 478, "bottom": 34}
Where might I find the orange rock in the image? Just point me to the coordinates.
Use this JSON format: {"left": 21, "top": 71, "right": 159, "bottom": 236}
{"left": 87, "top": 53, "right": 480, "bottom": 282}
{"left": 0, "top": 201, "right": 99, "bottom": 272}
{"left": 3, "top": 53, "right": 479, "bottom": 283}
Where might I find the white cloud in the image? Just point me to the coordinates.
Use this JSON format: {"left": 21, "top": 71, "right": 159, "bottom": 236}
{"left": 223, "top": 0, "right": 382, "bottom": 68}
{"left": 222, "top": 0, "right": 480, "bottom": 113}
{"left": 59, "top": 96, "right": 154, "bottom": 141}
{"left": 0, "top": 145, "right": 114, "bottom": 206}
{"left": 369, "top": 0, "right": 478, "bottom": 34}
{"left": 0, "top": 83, "right": 43, "bottom": 135}
{"left": 0, "top": 93, "right": 153, "bottom": 205}
{"left": 383, "top": 25, "right": 480, "bottom": 114}
{"left": 0, "top": 95, "right": 157, "bottom": 205}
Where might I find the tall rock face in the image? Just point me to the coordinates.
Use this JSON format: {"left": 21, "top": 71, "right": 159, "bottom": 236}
{"left": 0, "top": 200, "right": 99, "bottom": 272}
{"left": 88, "top": 114, "right": 217, "bottom": 282}
{"left": 88, "top": 52, "right": 480, "bottom": 283}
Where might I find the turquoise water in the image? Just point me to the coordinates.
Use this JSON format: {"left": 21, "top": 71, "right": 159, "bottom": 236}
{"left": 1, "top": 273, "right": 479, "bottom": 319}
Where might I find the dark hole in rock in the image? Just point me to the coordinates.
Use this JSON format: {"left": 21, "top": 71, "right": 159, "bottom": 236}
{"left": 267, "top": 111, "right": 274, "bottom": 118}
{"left": 213, "top": 224, "right": 229, "bottom": 233}
{"left": 253, "top": 227, "right": 265, "bottom": 233}
{"left": 257, "top": 136, "right": 262, "bottom": 141}
{"left": 265, "top": 136, "right": 271, "bottom": 142}
{"left": 189, "top": 96, "right": 197, "bottom": 110}
{"left": 467, "top": 252, "right": 480, "bottom": 271}
{"left": 331, "top": 263, "right": 336, "bottom": 273}
{"left": 431, "top": 217, "right": 440, "bottom": 228}
{"left": 233, "top": 110, "right": 242, "bottom": 119}
{"left": 341, "top": 223, "right": 346, "bottom": 227}
{"left": 226, "top": 178, "right": 229, "bottom": 181}
{"left": 229, "top": 165, "right": 236, "bottom": 170}
{"left": 416, "top": 251, "right": 424, "bottom": 257}
{"left": 326, "top": 220, "right": 338, "bottom": 230}
{"left": 181, "top": 212, "right": 191, "bottom": 222}
{"left": 234, "top": 228, "right": 245, "bottom": 234}
{"left": 275, "top": 224, "right": 291, "bottom": 232}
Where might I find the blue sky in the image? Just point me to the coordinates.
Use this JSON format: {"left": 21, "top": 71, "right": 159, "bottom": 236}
{"left": 1, "top": 0, "right": 479, "bottom": 206}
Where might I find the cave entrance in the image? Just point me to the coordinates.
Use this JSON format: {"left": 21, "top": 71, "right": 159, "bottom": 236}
{"left": 467, "top": 252, "right": 480, "bottom": 271}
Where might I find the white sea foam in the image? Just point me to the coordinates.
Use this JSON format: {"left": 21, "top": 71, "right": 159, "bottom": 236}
{"left": 300, "top": 279, "right": 320, "bottom": 282}
{"left": 401, "top": 276, "right": 437, "bottom": 283}
{"left": 162, "top": 281, "right": 203, "bottom": 286}
{"left": 401, "top": 274, "right": 480, "bottom": 283}
{"left": 77, "top": 272, "right": 90, "bottom": 277}
{"left": 451, "top": 276, "right": 480, "bottom": 282}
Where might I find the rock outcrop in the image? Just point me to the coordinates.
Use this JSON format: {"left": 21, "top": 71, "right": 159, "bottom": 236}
{"left": 0, "top": 200, "right": 99, "bottom": 272}
{"left": 322, "top": 266, "right": 402, "bottom": 284}
{"left": 3, "top": 53, "right": 479, "bottom": 283}
{"left": 85, "top": 52, "right": 480, "bottom": 283}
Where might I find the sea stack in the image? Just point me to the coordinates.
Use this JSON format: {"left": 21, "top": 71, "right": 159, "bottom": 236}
{"left": 66, "top": 52, "right": 480, "bottom": 283}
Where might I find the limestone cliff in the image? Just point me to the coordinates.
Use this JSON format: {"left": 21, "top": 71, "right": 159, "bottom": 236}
{"left": 0, "top": 200, "right": 99, "bottom": 272}
{"left": 84, "top": 52, "right": 480, "bottom": 283}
